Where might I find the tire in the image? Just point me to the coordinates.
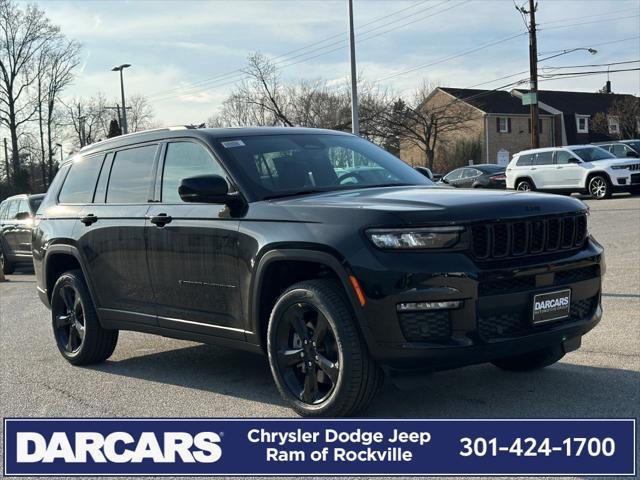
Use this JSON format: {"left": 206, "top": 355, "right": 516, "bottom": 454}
{"left": 51, "top": 269, "right": 118, "bottom": 365}
{"left": 267, "top": 279, "right": 383, "bottom": 417}
{"left": 588, "top": 174, "right": 612, "bottom": 199}
{"left": 0, "top": 246, "right": 16, "bottom": 275}
{"left": 491, "top": 346, "right": 564, "bottom": 372}
{"left": 516, "top": 179, "right": 534, "bottom": 191}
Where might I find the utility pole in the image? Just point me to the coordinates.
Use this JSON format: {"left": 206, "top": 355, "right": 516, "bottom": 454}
{"left": 348, "top": 0, "right": 360, "bottom": 135}
{"left": 526, "top": 0, "right": 539, "bottom": 148}
{"left": 3, "top": 138, "right": 10, "bottom": 183}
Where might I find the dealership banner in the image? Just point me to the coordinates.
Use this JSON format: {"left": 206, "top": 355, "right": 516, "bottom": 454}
{"left": 3, "top": 418, "right": 635, "bottom": 476}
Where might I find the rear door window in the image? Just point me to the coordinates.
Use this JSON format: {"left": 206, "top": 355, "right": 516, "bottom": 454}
{"left": 58, "top": 155, "right": 105, "bottom": 204}
{"left": 106, "top": 145, "right": 158, "bottom": 203}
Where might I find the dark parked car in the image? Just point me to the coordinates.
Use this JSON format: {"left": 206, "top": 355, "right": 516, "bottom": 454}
{"left": 0, "top": 193, "right": 45, "bottom": 274}
{"left": 33, "top": 127, "right": 603, "bottom": 416}
{"left": 440, "top": 164, "right": 506, "bottom": 188}
{"left": 595, "top": 141, "right": 640, "bottom": 158}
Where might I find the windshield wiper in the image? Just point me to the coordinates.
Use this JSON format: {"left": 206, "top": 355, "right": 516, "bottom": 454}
{"left": 263, "top": 189, "right": 331, "bottom": 200}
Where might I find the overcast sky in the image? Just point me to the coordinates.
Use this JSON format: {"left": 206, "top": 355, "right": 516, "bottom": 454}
{"left": 37, "top": 0, "right": 640, "bottom": 126}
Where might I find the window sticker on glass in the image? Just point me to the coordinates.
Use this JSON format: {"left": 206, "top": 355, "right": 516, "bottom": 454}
{"left": 221, "top": 140, "right": 245, "bottom": 148}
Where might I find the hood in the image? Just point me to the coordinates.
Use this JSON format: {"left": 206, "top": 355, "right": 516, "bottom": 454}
{"left": 268, "top": 186, "right": 587, "bottom": 224}
{"left": 590, "top": 157, "right": 640, "bottom": 167}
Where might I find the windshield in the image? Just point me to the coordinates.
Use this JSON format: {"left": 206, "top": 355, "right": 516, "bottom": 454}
{"left": 624, "top": 141, "right": 640, "bottom": 152}
{"left": 572, "top": 146, "right": 616, "bottom": 162}
{"left": 215, "top": 133, "right": 431, "bottom": 200}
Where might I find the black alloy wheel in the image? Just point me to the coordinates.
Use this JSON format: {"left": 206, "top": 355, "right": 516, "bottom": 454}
{"left": 53, "top": 283, "right": 86, "bottom": 354}
{"left": 267, "top": 279, "right": 383, "bottom": 417}
{"left": 51, "top": 270, "right": 119, "bottom": 365}
{"left": 273, "top": 302, "right": 340, "bottom": 405}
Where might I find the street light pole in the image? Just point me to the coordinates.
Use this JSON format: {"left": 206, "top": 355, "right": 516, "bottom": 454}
{"left": 111, "top": 64, "right": 131, "bottom": 134}
{"left": 348, "top": 0, "right": 360, "bottom": 135}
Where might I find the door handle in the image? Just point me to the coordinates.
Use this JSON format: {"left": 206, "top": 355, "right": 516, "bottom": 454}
{"left": 149, "top": 213, "right": 172, "bottom": 227}
{"left": 531, "top": 167, "right": 537, "bottom": 170}
{"left": 556, "top": 166, "right": 563, "bottom": 169}
{"left": 80, "top": 214, "right": 98, "bottom": 226}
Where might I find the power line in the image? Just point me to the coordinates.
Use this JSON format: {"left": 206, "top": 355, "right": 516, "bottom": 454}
{"left": 538, "top": 36, "right": 640, "bottom": 56}
{"left": 147, "top": 0, "right": 452, "bottom": 100}
{"left": 540, "top": 14, "right": 640, "bottom": 31}
{"left": 542, "top": 59, "right": 640, "bottom": 70}
{"left": 540, "top": 67, "right": 640, "bottom": 77}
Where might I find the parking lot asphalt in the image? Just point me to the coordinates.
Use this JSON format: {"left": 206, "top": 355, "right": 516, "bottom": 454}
{"left": 1, "top": 194, "right": 639, "bottom": 477}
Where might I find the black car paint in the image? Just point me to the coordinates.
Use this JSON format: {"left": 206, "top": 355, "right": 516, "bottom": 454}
{"left": 0, "top": 193, "right": 45, "bottom": 265}
{"left": 33, "top": 127, "right": 603, "bottom": 373}
{"left": 440, "top": 165, "right": 506, "bottom": 189}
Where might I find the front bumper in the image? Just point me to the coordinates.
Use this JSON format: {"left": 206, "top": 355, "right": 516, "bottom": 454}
{"left": 351, "top": 237, "right": 604, "bottom": 371}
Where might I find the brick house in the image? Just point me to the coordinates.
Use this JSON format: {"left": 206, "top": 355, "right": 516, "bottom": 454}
{"left": 399, "top": 87, "right": 638, "bottom": 173}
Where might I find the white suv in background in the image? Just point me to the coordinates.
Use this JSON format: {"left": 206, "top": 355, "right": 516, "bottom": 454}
{"left": 506, "top": 145, "right": 640, "bottom": 199}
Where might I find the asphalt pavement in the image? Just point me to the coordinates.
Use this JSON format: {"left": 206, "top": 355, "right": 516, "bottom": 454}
{"left": 1, "top": 193, "right": 638, "bottom": 478}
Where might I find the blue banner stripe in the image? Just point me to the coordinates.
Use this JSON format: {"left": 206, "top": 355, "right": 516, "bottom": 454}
{"left": 3, "top": 418, "right": 635, "bottom": 476}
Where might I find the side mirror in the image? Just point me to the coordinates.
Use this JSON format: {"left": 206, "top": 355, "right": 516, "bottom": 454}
{"left": 440, "top": 177, "right": 449, "bottom": 184}
{"left": 179, "top": 174, "right": 232, "bottom": 204}
{"left": 568, "top": 158, "right": 581, "bottom": 164}
{"left": 15, "top": 211, "right": 31, "bottom": 220}
{"left": 626, "top": 151, "right": 639, "bottom": 158}
{"left": 414, "top": 166, "right": 433, "bottom": 180}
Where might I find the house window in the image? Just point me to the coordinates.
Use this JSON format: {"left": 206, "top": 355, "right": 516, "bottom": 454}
{"left": 496, "top": 117, "right": 510, "bottom": 133}
{"left": 608, "top": 116, "right": 620, "bottom": 135}
{"left": 576, "top": 115, "right": 589, "bottom": 134}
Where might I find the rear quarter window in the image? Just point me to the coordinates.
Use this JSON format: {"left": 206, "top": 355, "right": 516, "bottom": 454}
{"left": 516, "top": 154, "right": 533, "bottom": 166}
{"left": 58, "top": 154, "right": 105, "bottom": 204}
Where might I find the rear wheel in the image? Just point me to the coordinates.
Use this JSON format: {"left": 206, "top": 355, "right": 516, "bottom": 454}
{"left": 267, "top": 279, "right": 383, "bottom": 417}
{"left": 516, "top": 179, "right": 534, "bottom": 191}
{"left": 491, "top": 346, "right": 564, "bottom": 372}
{"left": 51, "top": 270, "right": 118, "bottom": 365}
{"left": 0, "top": 247, "right": 15, "bottom": 275}
{"left": 588, "top": 175, "right": 612, "bottom": 199}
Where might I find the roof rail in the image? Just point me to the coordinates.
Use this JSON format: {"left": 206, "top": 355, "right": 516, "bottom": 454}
{"left": 80, "top": 125, "right": 204, "bottom": 151}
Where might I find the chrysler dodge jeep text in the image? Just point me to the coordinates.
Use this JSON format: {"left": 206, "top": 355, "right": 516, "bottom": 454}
{"left": 33, "top": 127, "right": 603, "bottom": 416}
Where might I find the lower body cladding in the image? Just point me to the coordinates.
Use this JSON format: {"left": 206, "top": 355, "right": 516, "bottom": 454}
{"left": 614, "top": 172, "right": 640, "bottom": 191}
{"left": 353, "top": 238, "right": 603, "bottom": 373}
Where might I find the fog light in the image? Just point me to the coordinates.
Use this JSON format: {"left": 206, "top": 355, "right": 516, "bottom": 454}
{"left": 396, "top": 301, "right": 462, "bottom": 311}
{"left": 617, "top": 177, "right": 627, "bottom": 185}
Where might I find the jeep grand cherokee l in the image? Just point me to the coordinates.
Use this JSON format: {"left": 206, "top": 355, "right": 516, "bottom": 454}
{"left": 33, "top": 127, "right": 603, "bottom": 416}
{"left": 506, "top": 145, "right": 640, "bottom": 199}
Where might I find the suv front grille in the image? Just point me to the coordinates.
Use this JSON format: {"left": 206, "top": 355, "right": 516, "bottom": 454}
{"left": 478, "top": 265, "right": 599, "bottom": 297}
{"left": 471, "top": 213, "right": 587, "bottom": 261}
{"left": 628, "top": 163, "right": 640, "bottom": 171}
{"left": 477, "top": 294, "right": 598, "bottom": 341}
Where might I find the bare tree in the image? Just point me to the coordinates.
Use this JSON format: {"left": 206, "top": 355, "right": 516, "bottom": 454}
{"left": 127, "top": 93, "right": 156, "bottom": 132}
{"left": 0, "top": 0, "right": 59, "bottom": 189}
{"left": 208, "top": 52, "right": 389, "bottom": 141}
{"left": 591, "top": 96, "right": 640, "bottom": 140}
{"left": 35, "top": 36, "right": 80, "bottom": 186}
{"left": 385, "top": 82, "right": 476, "bottom": 169}
{"left": 64, "top": 94, "right": 109, "bottom": 149}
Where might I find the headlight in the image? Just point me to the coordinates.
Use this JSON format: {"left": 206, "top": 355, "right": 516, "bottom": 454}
{"left": 367, "top": 226, "right": 464, "bottom": 249}
{"left": 611, "top": 164, "right": 630, "bottom": 170}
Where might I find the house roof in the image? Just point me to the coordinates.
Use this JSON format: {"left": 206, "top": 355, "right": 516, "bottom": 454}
{"left": 513, "top": 89, "right": 637, "bottom": 116}
{"left": 438, "top": 87, "right": 532, "bottom": 114}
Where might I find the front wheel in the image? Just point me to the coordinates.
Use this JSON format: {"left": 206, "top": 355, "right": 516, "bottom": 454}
{"left": 588, "top": 175, "right": 612, "bottom": 199}
{"left": 267, "top": 279, "right": 383, "bottom": 417}
{"left": 51, "top": 270, "right": 119, "bottom": 365}
{"left": 491, "top": 346, "right": 564, "bottom": 372}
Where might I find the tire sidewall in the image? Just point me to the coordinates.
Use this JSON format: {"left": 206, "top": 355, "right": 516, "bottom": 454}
{"left": 267, "top": 286, "right": 349, "bottom": 415}
{"left": 517, "top": 179, "right": 533, "bottom": 191}
{"left": 51, "top": 272, "right": 92, "bottom": 362}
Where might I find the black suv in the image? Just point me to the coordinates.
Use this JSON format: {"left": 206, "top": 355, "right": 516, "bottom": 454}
{"left": 33, "top": 127, "right": 603, "bottom": 416}
{"left": 1, "top": 193, "right": 45, "bottom": 274}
